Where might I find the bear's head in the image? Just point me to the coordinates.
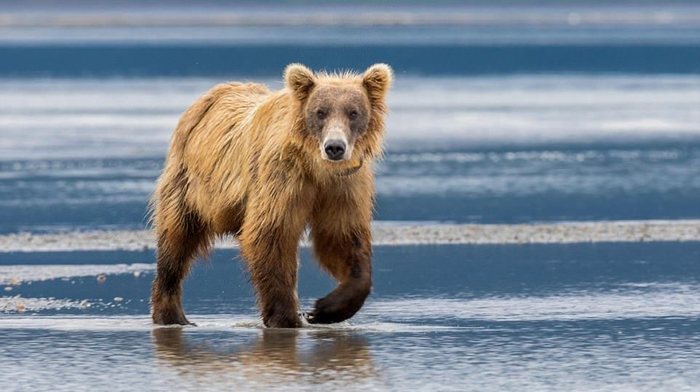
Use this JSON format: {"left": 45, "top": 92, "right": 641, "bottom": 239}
{"left": 285, "top": 63, "right": 393, "bottom": 165}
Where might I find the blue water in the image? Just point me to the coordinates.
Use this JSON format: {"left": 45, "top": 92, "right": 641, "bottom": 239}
{"left": 2, "top": 44, "right": 700, "bottom": 78}
{"left": 4, "top": 243, "right": 700, "bottom": 314}
{"left": 3, "top": 143, "right": 700, "bottom": 233}
{"left": 2, "top": 243, "right": 700, "bottom": 390}
{"left": 1, "top": 2, "right": 700, "bottom": 391}
{"left": 1, "top": 75, "right": 699, "bottom": 233}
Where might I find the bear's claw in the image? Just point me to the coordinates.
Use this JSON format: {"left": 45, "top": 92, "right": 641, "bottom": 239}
{"left": 299, "top": 311, "right": 315, "bottom": 324}
{"left": 305, "top": 300, "right": 346, "bottom": 325}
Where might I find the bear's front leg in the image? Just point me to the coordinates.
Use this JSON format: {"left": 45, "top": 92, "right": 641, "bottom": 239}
{"left": 308, "top": 223, "right": 373, "bottom": 324}
{"left": 307, "top": 176, "right": 374, "bottom": 324}
{"left": 240, "top": 223, "right": 304, "bottom": 328}
{"left": 239, "top": 176, "right": 314, "bottom": 328}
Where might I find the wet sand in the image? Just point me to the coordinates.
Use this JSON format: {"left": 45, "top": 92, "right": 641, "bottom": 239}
{"left": 1, "top": 220, "right": 699, "bottom": 253}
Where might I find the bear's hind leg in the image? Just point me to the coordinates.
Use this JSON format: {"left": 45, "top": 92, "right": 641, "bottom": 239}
{"left": 151, "top": 207, "right": 209, "bottom": 326}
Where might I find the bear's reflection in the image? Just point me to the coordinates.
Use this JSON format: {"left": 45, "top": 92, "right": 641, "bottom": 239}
{"left": 152, "top": 327, "right": 378, "bottom": 387}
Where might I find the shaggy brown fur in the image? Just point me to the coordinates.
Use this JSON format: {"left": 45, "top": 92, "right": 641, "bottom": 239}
{"left": 150, "top": 63, "right": 393, "bottom": 328}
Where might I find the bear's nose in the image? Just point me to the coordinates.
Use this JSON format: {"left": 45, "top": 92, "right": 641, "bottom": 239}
{"left": 324, "top": 140, "right": 346, "bottom": 161}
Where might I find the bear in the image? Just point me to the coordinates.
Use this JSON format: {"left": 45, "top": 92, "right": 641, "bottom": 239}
{"left": 150, "top": 63, "right": 393, "bottom": 328}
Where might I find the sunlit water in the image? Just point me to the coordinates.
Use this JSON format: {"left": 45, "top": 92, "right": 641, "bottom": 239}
{"left": 2, "top": 244, "right": 700, "bottom": 391}
{"left": 1, "top": 76, "right": 699, "bottom": 233}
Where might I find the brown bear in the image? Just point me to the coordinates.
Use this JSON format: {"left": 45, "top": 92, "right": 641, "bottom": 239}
{"left": 150, "top": 63, "right": 393, "bottom": 328}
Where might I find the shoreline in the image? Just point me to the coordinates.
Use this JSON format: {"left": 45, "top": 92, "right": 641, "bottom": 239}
{"left": 1, "top": 219, "right": 699, "bottom": 253}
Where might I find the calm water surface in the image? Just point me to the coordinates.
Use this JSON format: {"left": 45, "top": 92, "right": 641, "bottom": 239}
{"left": 1, "top": 76, "right": 699, "bottom": 232}
{"left": 2, "top": 243, "right": 700, "bottom": 391}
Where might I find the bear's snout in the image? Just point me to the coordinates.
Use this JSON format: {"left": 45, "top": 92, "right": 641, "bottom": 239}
{"left": 324, "top": 139, "right": 346, "bottom": 161}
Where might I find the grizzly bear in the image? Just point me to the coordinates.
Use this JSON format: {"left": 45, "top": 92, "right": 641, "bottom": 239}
{"left": 150, "top": 63, "right": 393, "bottom": 328}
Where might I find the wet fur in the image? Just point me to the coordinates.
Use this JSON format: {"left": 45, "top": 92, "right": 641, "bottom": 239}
{"left": 150, "top": 64, "right": 392, "bottom": 327}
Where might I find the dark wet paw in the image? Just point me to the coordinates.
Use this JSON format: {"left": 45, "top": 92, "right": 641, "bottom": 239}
{"left": 264, "top": 312, "right": 301, "bottom": 328}
{"left": 305, "top": 298, "right": 350, "bottom": 325}
{"left": 305, "top": 310, "right": 342, "bottom": 325}
{"left": 306, "top": 285, "right": 370, "bottom": 324}
{"left": 152, "top": 308, "right": 195, "bottom": 326}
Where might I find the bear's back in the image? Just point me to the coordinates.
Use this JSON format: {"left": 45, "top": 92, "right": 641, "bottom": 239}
{"left": 172, "top": 81, "right": 278, "bottom": 219}
{"left": 180, "top": 81, "right": 273, "bottom": 157}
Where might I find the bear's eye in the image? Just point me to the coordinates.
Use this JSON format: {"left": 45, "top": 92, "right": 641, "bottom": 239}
{"left": 316, "top": 110, "right": 326, "bottom": 120}
{"left": 348, "top": 110, "right": 358, "bottom": 120}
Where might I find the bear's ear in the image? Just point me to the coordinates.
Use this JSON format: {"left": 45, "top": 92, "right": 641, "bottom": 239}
{"left": 285, "top": 63, "right": 316, "bottom": 101}
{"left": 362, "top": 63, "right": 393, "bottom": 105}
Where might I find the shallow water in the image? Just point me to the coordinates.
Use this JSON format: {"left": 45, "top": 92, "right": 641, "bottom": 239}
{"left": 2, "top": 243, "right": 700, "bottom": 391}
{"left": 1, "top": 76, "right": 700, "bottom": 233}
